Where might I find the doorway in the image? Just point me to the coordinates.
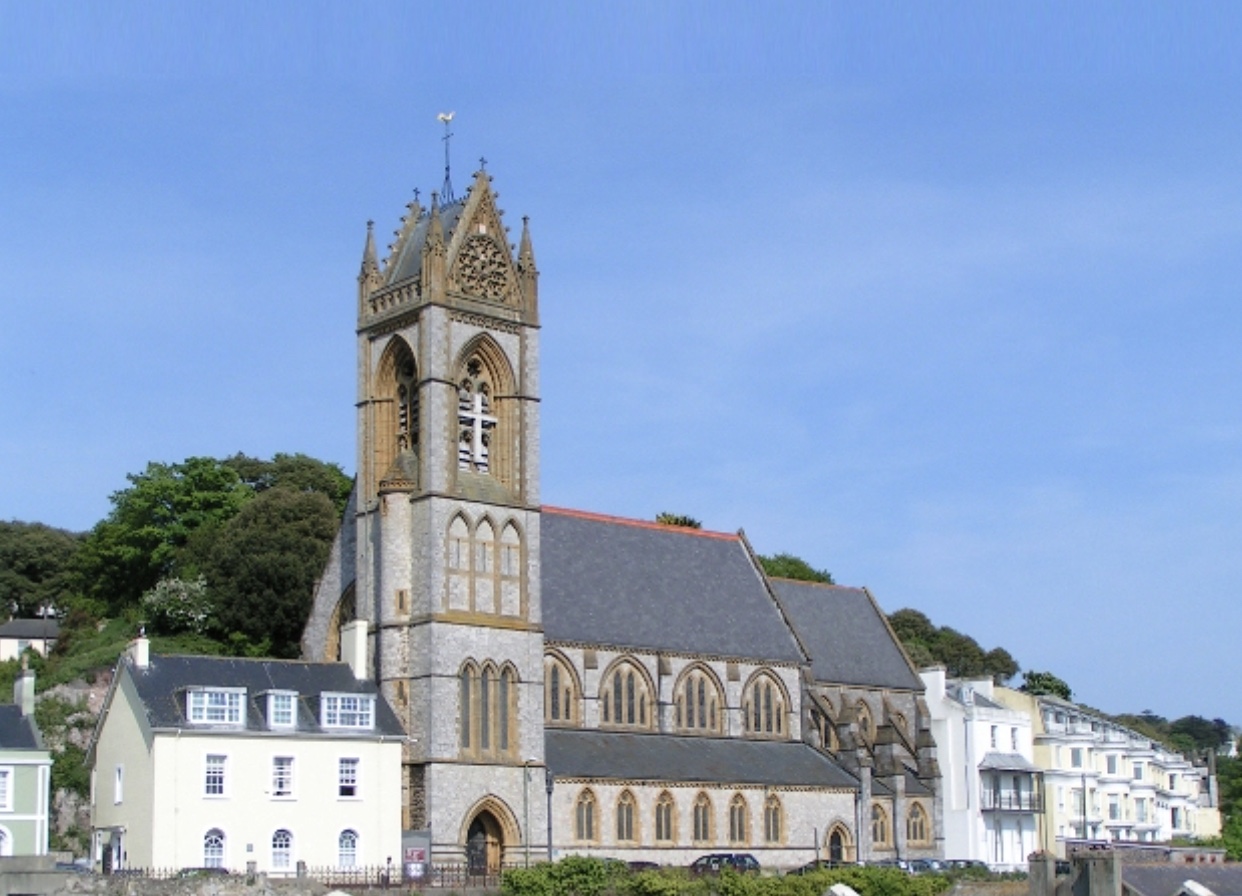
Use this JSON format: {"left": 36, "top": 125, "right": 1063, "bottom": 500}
{"left": 466, "top": 810, "right": 504, "bottom": 875}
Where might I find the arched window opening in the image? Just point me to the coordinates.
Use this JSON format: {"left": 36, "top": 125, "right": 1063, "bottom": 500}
{"left": 656, "top": 792, "right": 676, "bottom": 843}
{"left": 677, "top": 667, "right": 724, "bottom": 734}
{"left": 871, "top": 804, "right": 890, "bottom": 846}
{"left": 458, "top": 358, "right": 496, "bottom": 473}
{"left": 480, "top": 667, "right": 492, "bottom": 750}
{"left": 338, "top": 829, "right": 359, "bottom": 868}
{"left": 827, "top": 825, "right": 852, "bottom": 862}
{"left": 693, "top": 792, "right": 713, "bottom": 843}
{"left": 499, "top": 668, "right": 513, "bottom": 752}
{"left": 729, "top": 794, "right": 748, "bottom": 845}
{"left": 764, "top": 796, "right": 782, "bottom": 843}
{"left": 461, "top": 662, "right": 517, "bottom": 758}
{"left": 575, "top": 790, "right": 597, "bottom": 842}
{"left": 272, "top": 829, "right": 292, "bottom": 870}
{"left": 600, "top": 660, "right": 652, "bottom": 730}
{"left": 616, "top": 790, "right": 637, "bottom": 843}
{"left": 907, "top": 803, "right": 929, "bottom": 844}
{"left": 744, "top": 672, "right": 787, "bottom": 737}
{"left": 857, "top": 701, "right": 875, "bottom": 745}
{"left": 204, "top": 829, "right": 225, "bottom": 868}
{"left": 545, "top": 655, "right": 577, "bottom": 724}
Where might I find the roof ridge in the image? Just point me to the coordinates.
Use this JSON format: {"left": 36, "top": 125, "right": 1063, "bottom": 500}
{"left": 770, "top": 577, "right": 857, "bottom": 591}
{"left": 541, "top": 506, "right": 737, "bottom": 541}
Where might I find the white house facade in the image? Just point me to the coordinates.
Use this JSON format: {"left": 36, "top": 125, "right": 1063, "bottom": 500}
{"left": 921, "top": 669, "right": 1041, "bottom": 871}
{"left": 88, "top": 628, "right": 403, "bottom": 873}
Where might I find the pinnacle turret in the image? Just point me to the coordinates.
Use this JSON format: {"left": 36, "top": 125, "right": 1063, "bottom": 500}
{"left": 360, "top": 220, "right": 379, "bottom": 277}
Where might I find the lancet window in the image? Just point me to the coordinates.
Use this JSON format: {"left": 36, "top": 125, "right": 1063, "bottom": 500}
{"left": 599, "top": 659, "right": 653, "bottom": 729}
{"left": 458, "top": 359, "right": 496, "bottom": 473}
{"left": 544, "top": 654, "right": 579, "bottom": 725}
{"left": 675, "top": 666, "right": 724, "bottom": 733}
{"left": 743, "top": 671, "right": 787, "bottom": 737}
{"left": 728, "top": 794, "right": 749, "bottom": 844}
{"left": 458, "top": 660, "right": 518, "bottom": 759}
{"left": 655, "top": 791, "right": 676, "bottom": 843}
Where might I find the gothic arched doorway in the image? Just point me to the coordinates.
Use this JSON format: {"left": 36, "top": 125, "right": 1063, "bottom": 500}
{"left": 466, "top": 810, "right": 504, "bottom": 875}
{"left": 826, "top": 823, "right": 854, "bottom": 862}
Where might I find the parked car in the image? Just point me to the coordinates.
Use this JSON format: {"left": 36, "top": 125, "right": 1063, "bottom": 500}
{"left": 908, "top": 858, "right": 947, "bottom": 874}
{"left": 627, "top": 861, "right": 662, "bottom": 872}
{"left": 944, "top": 859, "right": 989, "bottom": 872}
{"left": 868, "top": 858, "right": 911, "bottom": 872}
{"left": 688, "top": 853, "right": 761, "bottom": 875}
{"left": 787, "top": 859, "right": 850, "bottom": 875}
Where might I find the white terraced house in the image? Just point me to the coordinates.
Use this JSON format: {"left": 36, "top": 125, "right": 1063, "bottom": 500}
{"left": 88, "top": 630, "right": 402, "bottom": 873}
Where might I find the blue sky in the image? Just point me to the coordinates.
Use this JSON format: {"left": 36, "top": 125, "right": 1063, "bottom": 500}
{"left": 3, "top": 3, "right": 1240, "bottom": 724}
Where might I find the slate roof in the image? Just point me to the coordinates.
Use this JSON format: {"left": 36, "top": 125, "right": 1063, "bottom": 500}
{"left": 0, "top": 618, "right": 60, "bottom": 640}
{"left": 125, "top": 654, "right": 405, "bottom": 738}
{"left": 541, "top": 508, "right": 805, "bottom": 663}
{"left": 770, "top": 580, "right": 922, "bottom": 690}
{"left": 978, "top": 751, "right": 1039, "bottom": 772}
{"left": 546, "top": 728, "right": 859, "bottom": 790}
{"left": 1124, "top": 864, "right": 1242, "bottom": 896}
{"left": 387, "top": 199, "right": 468, "bottom": 284}
{"left": 0, "top": 706, "right": 40, "bottom": 750}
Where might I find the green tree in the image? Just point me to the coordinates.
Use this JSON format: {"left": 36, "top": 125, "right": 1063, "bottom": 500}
{"left": 1021, "top": 670, "right": 1072, "bottom": 700}
{"left": 74, "top": 457, "right": 252, "bottom": 613}
{"left": 0, "top": 521, "right": 82, "bottom": 617}
{"left": 886, "top": 609, "right": 1017, "bottom": 683}
{"left": 223, "top": 452, "right": 353, "bottom": 516}
{"left": 1168, "top": 715, "right": 1231, "bottom": 752}
{"left": 759, "top": 552, "right": 834, "bottom": 584}
{"left": 655, "top": 512, "right": 701, "bottom": 529}
{"left": 200, "top": 488, "right": 339, "bottom": 658}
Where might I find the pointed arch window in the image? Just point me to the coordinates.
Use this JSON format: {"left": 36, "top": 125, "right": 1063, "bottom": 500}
{"left": 544, "top": 654, "right": 579, "bottom": 725}
{"left": 458, "top": 359, "right": 496, "bottom": 473}
{"left": 675, "top": 666, "right": 724, "bottom": 734}
{"left": 764, "top": 795, "right": 783, "bottom": 844}
{"left": 575, "top": 789, "right": 597, "bottom": 842}
{"left": 728, "top": 793, "right": 749, "bottom": 845}
{"left": 693, "top": 792, "right": 713, "bottom": 843}
{"left": 907, "top": 803, "right": 929, "bottom": 845}
{"left": 870, "top": 803, "right": 890, "bottom": 847}
{"left": 459, "top": 661, "right": 517, "bottom": 759}
{"left": 616, "top": 790, "right": 637, "bottom": 843}
{"left": 599, "top": 659, "right": 652, "bottom": 729}
{"left": 655, "top": 791, "right": 676, "bottom": 843}
{"left": 743, "top": 672, "right": 787, "bottom": 737}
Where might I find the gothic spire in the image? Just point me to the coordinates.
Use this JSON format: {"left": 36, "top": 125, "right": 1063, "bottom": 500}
{"left": 360, "top": 220, "right": 379, "bottom": 277}
{"left": 425, "top": 192, "right": 444, "bottom": 249}
{"left": 518, "top": 215, "right": 536, "bottom": 270}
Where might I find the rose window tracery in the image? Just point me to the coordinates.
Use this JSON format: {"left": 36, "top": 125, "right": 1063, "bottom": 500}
{"left": 455, "top": 235, "right": 511, "bottom": 301}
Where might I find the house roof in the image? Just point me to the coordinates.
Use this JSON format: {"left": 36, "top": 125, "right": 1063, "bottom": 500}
{"left": 770, "top": 580, "right": 922, "bottom": 690}
{"left": 1124, "top": 864, "right": 1242, "bottom": 896}
{"left": 0, "top": 706, "right": 40, "bottom": 749}
{"left": 541, "top": 508, "right": 806, "bottom": 664}
{"left": 979, "top": 751, "right": 1039, "bottom": 772}
{"left": 125, "top": 654, "right": 405, "bottom": 738}
{"left": 546, "top": 728, "right": 859, "bottom": 790}
{"left": 0, "top": 618, "right": 60, "bottom": 640}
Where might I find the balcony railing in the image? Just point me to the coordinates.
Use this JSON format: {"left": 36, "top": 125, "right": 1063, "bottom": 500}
{"left": 981, "top": 791, "right": 1044, "bottom": 812}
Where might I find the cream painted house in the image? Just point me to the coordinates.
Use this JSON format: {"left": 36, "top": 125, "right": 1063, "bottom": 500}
{"left": 994, "top": 689, "right": 1219, "bottom": 855}
{"left": 88, "top": 628, "right": 403, "bottom": 873}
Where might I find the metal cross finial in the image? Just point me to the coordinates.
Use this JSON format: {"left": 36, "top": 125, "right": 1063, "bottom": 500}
{"left": 479, "top": 156, "right": 487, "bottom": 171}
{"left": 437, "top": 112, "right": 456, "bottom": 203}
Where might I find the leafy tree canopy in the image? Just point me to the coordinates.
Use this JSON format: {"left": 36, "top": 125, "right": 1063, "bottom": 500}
{"left": 1020, "top": 670, "right": 1072, "bottom": 700}
{"left": 198, "top": 488, "right": 340, "bottom": 658}
{"left": 73, "top": 457, "right": 252, "bottom": 613}
{"left": 887, "top": 608, "right": 1019, "bottom": 684}
{"left": 0, "top": 521, "right": 83, "bottom": 618}
{"left": 655, "top": 512, "right": 701, "bottom": 529}
{"left": 223, "top": 452, "right": 352, "bottom": 516}
{"left": 759, "top": 552, "right": 834, "bottom": 584}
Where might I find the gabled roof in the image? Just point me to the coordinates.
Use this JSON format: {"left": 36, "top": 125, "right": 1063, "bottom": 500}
{"left": 0, "top": 706, "right": 40, "bottom": 750}
{"left": 386, "top": 199, "right": 467, "bottom": 284}
{"left": 546, "top": 728, "right": 859, "bottom": 790}
{"left": 123, "top": 654, "right": 405, "bottom": 738}
{"left": 771, "top": 580, "right": 922, "bottom": 691}
{"left": 1124, "top": 864, "right": 1242, "bottom": 896}
{"left": 0, "top": 618, "right": 60, "bottom": 639}
{"left": 541, "top": 508, "right": 806, "bottom": 664}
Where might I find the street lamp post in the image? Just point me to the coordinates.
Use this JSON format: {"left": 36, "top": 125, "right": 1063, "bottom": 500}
{"left": 523, "top": 759, "right": 538, "bottom": 868}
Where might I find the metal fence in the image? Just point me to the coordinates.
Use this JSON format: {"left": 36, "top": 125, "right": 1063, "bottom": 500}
{"left": 100, "top": 862, "right": 518, "bottom": 888}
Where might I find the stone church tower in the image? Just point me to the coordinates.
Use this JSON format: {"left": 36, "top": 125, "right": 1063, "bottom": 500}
{"left": 307, "top": 166, "right": 546, "bottom": 867}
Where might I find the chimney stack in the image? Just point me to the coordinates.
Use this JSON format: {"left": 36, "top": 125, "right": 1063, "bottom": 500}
{"left": 128, "top": 629, "right": 150, "bottom": 669}
{"left": 341, "top": 620, "right": 370, "bottom": 681}
{"left": 14, "top": 656, "right": 35, "bottom": 717}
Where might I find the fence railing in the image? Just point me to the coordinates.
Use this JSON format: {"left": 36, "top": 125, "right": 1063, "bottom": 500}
{"left": 99, "top": 862, "right": 520, "bottom": 888}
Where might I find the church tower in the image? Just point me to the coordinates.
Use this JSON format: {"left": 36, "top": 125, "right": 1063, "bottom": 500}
{"left": 328, "top": 164, "right": 544, "bottom": 866}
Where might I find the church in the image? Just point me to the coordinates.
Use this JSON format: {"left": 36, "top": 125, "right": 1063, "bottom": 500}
{"left": 301, "top": 162, "right": 942, "bottom": 871}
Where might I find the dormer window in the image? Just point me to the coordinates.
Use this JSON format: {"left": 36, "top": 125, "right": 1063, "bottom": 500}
{"left": 268, "top": 691, "right": 297, "bottom": 729}
{"left": 187, "top": 688, "right": 246, "bottom": 726}
{"left": 321, "top": 693, "right": 375, "bottom": 730}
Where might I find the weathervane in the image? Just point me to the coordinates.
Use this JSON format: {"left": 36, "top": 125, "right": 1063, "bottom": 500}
{"left": 438, "top": 111, "right": 456, "bottom": 202}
